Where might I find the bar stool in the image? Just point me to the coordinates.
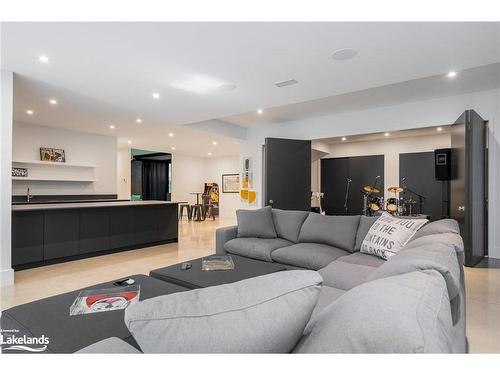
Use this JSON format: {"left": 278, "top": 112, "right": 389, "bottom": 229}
{"left": 190, "top": 204, "right": 204, "bottom": 221}
{"left": 203, "top": 204, "right": 216, "bottom": 221}
{"left": 179, "top": 204, "right": 192, "bottom": 221}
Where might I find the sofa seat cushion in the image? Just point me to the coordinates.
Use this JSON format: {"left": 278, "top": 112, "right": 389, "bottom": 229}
{"left": 294, "top": 270, "right": 454, "bottom": 353}
{"left": 271, "top": 243, "right": 349, "bottom": 270}
{"left": 224, "top": 237, "right": 293, "bottom": 262}
{"left": 309, "top": 286, "right": 345, "bottom": 322}
{"left": 272, "top": 209, "right": 309, "bottom": 243}
{"left": 318, "top": 261, "right": 376, "bottom": 290}
{"left": 125, "top": 270, "right": 322, "bottom": 353}
{"left": 298, "top": 213, "right": 360, "bottom": 252}
{"left": 336, "top": 252, "right": 386, "bottom": 268}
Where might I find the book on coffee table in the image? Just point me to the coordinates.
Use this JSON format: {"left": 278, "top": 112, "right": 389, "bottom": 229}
{"left": 201, "top": 255, "right": 235, "bottom": 271}
{"left": 69, "top": 285, "right": 140, "bottom": 316}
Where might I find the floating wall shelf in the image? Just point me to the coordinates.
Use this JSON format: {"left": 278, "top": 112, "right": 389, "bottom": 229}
{"left": 12, "top": 160, "right": 97, "bottom": 168}
{"left": 12, "top": 177, "right": 98, "bottom": 182}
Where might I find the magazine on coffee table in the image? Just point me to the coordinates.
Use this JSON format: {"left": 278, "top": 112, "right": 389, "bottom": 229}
{"left": 69, "top": 285, "right": 140, "bottom": 316}
{"left": 202, "top": 255, "right": 235, "bottom": 271}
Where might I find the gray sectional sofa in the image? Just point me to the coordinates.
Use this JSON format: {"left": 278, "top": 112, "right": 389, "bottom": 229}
{"left": 216, "top": 207, "right": 466, "bottom": 353}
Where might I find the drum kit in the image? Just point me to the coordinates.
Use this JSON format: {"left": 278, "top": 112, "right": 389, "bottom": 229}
{"left": 361, "top": 185, "right": 419, "bottom": 217}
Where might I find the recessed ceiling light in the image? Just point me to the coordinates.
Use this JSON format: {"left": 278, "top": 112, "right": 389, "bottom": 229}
{"left": 219, "top": 83, "right": 237, "bottom": 91}
{"left": 26, "top": 109, "right": 34, "bottom": 115}
{"left": 172, "top": 146, "right": 176, "bottom": 151}
{"left": 168, "top": 132, "right": 174, "bottom": 137}
{"left": 384, "top": 132, "right": 390, "bottom": 137}
{"left": 170, "top": 75, "right": 227, "bottom": 95}
{"left": 275, "top": 79, "right": 299, "bottom": 88}
{"left": 127, "top": 140, "right": 132, "bottom": 144}
{"left": 447, "top": 71, "right": 457, "bottom": 78}
{"left": 49, "top": 99, "right": 57, "bottom": 105}
{"left": 257, "top": 109, "right": 263, "bottom": 115}
{"left": 437, "top": 127, "right": 443, "bottom": 132}
{"left": 207, "top": 152, "right": 212, "bottom": 156}
{"left": 109, "top": 125, "right": 115, "bottom": 129}
{"left": 136, "top": 118, "right": 142, "bottom": 124}
{"left": 331, "top": 48, "right": 358, "bottom": 61}
{"left": 212, "top": 141, "right": 217, "bottom": 145}
{"left": 341, "top": 137, "right": 347, "bottom": 141}
{"left": 152, "top": 92, "right": 160, "bottom": 99}
{"left": 38, "top": 55, "right": 49, "bottom": 63}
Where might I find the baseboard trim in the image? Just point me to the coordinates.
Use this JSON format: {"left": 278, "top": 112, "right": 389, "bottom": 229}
{"left": 0, "top": 268, "right": 14, "bottom": 287}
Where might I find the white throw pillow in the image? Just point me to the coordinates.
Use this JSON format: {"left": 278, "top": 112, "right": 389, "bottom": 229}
{"left": 360, "top": 213, "right": 428, "bottom": 260}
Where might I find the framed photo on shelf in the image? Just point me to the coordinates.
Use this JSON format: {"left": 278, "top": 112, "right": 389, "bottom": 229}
{"left": 40, "top": 147, "right": 66, "bottom": 163}
{"left": 222, "top": 174, "right": 239, "bottom": 193}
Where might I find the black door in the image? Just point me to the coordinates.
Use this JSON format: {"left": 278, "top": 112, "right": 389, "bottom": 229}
{"left": 321, "top": 155, "right": 384, "bottom": 215}
{"left": 451, "top": 110, "right": 487, "bottom": 266}
{"left": 399, "top": 152, "right": 450, "bottom": 220}
{"left": 264, "top": 138, "right": 311, "bottom": 211}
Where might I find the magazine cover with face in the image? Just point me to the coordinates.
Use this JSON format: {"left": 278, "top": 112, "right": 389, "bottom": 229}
{"left": 69, "top": 285, "right": 140, "bottom": 316}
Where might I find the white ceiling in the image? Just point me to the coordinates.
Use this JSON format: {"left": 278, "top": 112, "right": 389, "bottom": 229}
{"left": 2, "top": 22, "right": 500, "bottom": 155}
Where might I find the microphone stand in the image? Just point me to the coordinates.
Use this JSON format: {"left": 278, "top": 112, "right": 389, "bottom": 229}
{"left": 343, "top": 178, "right": 352, "bottom": 214}
{"left": 402, "top": 178, "right": 425, "bottom": 215}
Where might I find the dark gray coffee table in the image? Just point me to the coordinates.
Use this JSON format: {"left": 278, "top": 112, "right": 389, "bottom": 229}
{"left": 1, "top": 274, "right": 188, "bottom": 354}
{"left": 149, "top": 255, "right": 288, "bottom": 289}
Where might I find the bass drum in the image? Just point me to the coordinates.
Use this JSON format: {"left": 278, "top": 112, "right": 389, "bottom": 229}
{"left": 386, "top": 198, "right": 399, "bottom": 213}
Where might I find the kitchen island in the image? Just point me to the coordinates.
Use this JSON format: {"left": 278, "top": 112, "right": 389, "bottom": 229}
{"left": 12, "top": 200, "right": 179, "bottom": 270}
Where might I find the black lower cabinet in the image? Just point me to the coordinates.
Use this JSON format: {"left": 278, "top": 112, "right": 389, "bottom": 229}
{"left": 12, "top": 211, "right": 44, "bottom": 266}
{"left": 79, "top": 208, "right": 110, "bottom": 254}
{"left": 12, "top": 203, "right": 178, "bottom": 270}
{"left": 44, "top": 210, "right": 80, "bottom": 260}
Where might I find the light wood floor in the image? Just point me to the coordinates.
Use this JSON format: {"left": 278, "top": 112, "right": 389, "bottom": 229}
{"left": 1, "top": 217, "right": 499, "bottom": 353}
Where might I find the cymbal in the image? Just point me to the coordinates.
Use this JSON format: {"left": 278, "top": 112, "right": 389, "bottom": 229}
{"left": 388, "top": 186, "right": 404, "bottom": 193}
{"left": 363, "top": 185, "right": 380, "bottom": 194}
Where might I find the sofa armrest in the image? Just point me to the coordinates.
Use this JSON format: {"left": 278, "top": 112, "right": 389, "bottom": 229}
{"left": 76, "top": 337, "right": 141, "bottom": 354}
{"left": 216, "top": 225, "right": 238, "bottom": 255}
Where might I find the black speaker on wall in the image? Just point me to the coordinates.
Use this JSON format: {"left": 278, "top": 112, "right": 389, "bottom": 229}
{"left": 435, "top": 148, "right": 451, "bottom": 181}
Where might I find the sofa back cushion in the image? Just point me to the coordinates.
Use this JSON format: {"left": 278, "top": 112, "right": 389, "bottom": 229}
{"left": 294, "top": 270, "right": 453, "bottom": 353}
{"left": 124, "top": 270, "right": 322, "bottom": 353}
{"left": 354, "top": 216, "right": 378, "bottom": 251}
{"left": 368, "top": 243, "right": 461, "bottom": 301}
{"left": 410, "top": 218, "right": 459, "bottom": 242}
{"left": 236, "top": 206, "right": 277, "bottom": 238}
{"left": 272, "top": 209, "right": 309, "bottom": 243}
{"left": 298, "top": 213, "right": 360, "bottom": 252}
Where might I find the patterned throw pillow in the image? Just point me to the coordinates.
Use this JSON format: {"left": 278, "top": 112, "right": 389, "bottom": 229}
{"left": 360, "top": 213, "right": 428, "bottom": 260}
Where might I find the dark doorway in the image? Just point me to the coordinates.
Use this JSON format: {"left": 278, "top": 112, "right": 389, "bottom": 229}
{"left": 321, "top": 155, "right": 384, "bottom": 215}
{"left": 399, "top": 152, "right": 450, "bottom": 221}
{"left": 451, "top": 110, "right": 487, "bottom": 267}
{"left": 131, "top": 151, "right": 171, "bottom": 201}
{"left": 264, "top": 138, "right": 311, "bottom": 211}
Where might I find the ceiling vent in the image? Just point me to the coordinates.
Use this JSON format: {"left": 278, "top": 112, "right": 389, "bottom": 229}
{"left": 274, "top": 79, "right": 298, "bottom": 88}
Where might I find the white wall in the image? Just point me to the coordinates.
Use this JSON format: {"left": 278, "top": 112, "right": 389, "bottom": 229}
{"left": 12, "top": 122, "right": 118, "bottom": 196}
{"left": 171, "top": 154, "right": 240, "bottom": 218}
{"left": 203, "top": 155, "right": 240, "bottom": 218}
{"left": 317, "top": 133, "right": 451, "bottom": 201}
{"left": 117, "top": 148, "right": 131, "bottom": 200}
{"left": 240, "top": 88, "right": 500, "bottom": 258}
{"left": 0, "top": 69, "right": 14, "bottom": 287}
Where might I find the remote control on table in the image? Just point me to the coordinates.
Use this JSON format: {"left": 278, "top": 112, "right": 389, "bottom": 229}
{"left": 181, "top": 262, "right": 192, "bottom": 270}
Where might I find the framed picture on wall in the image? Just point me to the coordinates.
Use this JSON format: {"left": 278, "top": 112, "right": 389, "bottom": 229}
{"left": 40, "top": 147, "right": 66, "bottom": 163}
{"left": 222, "top": 174, "right": 239, "bottom": 193}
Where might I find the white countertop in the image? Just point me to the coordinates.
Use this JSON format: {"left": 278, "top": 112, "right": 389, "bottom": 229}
{"left": 12, "top": 200, "right": 179, "bottom": 211}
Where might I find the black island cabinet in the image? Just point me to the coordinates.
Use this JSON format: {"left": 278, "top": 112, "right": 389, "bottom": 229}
{"left": 11, "top": 201, "right": 179, "bottom": 270}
